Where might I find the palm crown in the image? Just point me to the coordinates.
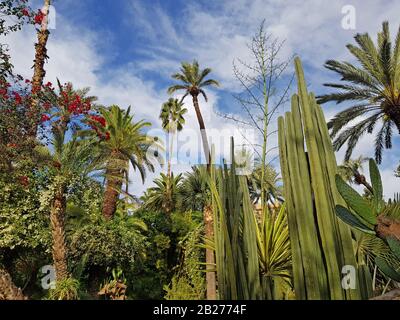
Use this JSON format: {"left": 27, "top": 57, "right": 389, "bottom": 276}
{"left": 167, "top": 60, "right": 219, "bottom": 101}
{"left": 160, "top": 98, "right": 187, "bottom": 133}
{"left": 98, "top": 105, "right": 161, "bottom": 183}
{"left": 317, "top": 21, "right": 400, "bottom": 163}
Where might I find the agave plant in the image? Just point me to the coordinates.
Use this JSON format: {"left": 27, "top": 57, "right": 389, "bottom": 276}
{"left": 335, "top": 159, "right": 400, "bottom": 282}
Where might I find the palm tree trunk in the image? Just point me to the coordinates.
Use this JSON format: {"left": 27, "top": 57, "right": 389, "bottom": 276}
{"left": 50, "top": 181, "right": 70, "bottom": 281}
{"left": 30, "top": 0, "right": 51, "bottom": 137}
{"left": 204, "top": 204, "right": 216, "bottom": 300}
{"left": 167, "top": 131, "right": 175, "bottom": 177}
{"left": 192, "top": 95, "right": 211, "bottom": 168}
{"left": 102, "top": 156, "right": 124, "bottom": 220}
{"left": 191, "top": 94, "right": 216, "bottom": 299}
{"left": 0, "top": 268, "right": 26, "bottom": 300}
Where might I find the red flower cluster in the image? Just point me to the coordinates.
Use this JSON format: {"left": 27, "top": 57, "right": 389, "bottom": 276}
{"left": 88, "top": 114, "right": 110, "bottom": 140}
{"left": 60, "top": 90, "right": 91, "bottom": 115}
{"left": 34, "top": 10, "right": 45, "bottom": 25}
{"left": 13, "top": 92, "right": 22, "bottom": 104}
{"left": 89, "top": 115, "right": 106, "bottom": 127}
{"left": 41, "top": 114, "right": 50, "bottom": 122}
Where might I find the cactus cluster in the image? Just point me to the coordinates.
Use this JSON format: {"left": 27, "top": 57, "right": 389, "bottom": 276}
{"left": 335, "top": 159, "right": 400, "bottom": 282}
{"left": 278, "top": 57, "right": 370, "bottom": 300}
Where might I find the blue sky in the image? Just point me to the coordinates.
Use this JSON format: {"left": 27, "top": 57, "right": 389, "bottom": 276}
{"left": 4, "top": 0, "right": 399, "bottom": 197}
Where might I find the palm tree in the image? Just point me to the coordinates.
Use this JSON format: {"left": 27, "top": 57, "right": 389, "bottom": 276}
{"left": 167, "top": 60, "right": 219, "bottom": 167}
{"left": 248, "top": 163, "right": 282, "bottom": 206}
{"left": 168, "top": 61, "right": 219, "bottom": 300}
{"left": 0, "top": 269, "right": 26, "bottom": 300}
{"left": 160, "top": 98, "right": 187, "bottom": 177}
{"left": 337, "top": 156, "right": 373, "bottom": 193}
{"left": 94, "top": 105, "right": 161, "bottom": 220}
{"left": 177, "top": 165, "right": 216, "bottom": 299}
{"left": 47, "top": 131, "right": 99, "bottom": 282}
{"left": 317, "top": 22, "right": 400, "bottom": 164}
{"left": 178, "top": 166, "right": 210, "bottom": 213}
{"left": 142, "top": 173, "right": 182, "bottom": 215}
{"left": 30, "top": 0, "right": 51, "bottom": 137}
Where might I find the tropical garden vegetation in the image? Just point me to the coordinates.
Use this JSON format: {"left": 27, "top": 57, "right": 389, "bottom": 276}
{"left": 0, "top": 1, "right": 399, "bottom": 301}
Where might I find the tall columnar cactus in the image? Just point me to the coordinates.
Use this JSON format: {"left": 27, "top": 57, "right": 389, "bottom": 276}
{"left": 278, "top": 57, "right": 370, "bottom": 300}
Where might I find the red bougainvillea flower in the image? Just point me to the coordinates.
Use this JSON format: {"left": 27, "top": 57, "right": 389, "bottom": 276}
{"left": 89, "top": 115, "right": 106, "bottom": 127}
{"left": 45, "top": 82, "right": 52, "bottom": 88}
{"left": 21, "top": 8, "right": 30, "bottom": 16}
{"left": 105, "top": 132, "right": 111, "bottom": 140}
{"left": 13, "top": 92, "right": 22, "bottom": 104}
{"left": 41, "top": 114, "right": 50, "bottom": 122}
{"left": 34, "top": 10, "right": 45, "bottom": 25}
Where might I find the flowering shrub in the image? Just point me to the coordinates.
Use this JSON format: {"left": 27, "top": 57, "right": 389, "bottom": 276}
{"left": 0, "top": 0, "right": 34, "bottom": 35}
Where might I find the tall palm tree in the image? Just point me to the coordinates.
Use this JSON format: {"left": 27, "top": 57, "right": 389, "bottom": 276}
{"left": 142, "top": 173, "right": 182, "bottom": 215}
{"left": 160, "top": 98, "right": 187, "bottom": 177}
{"left": 167, "top": 60, "right": 219, "bottom": 167}
{"left": 168, "top": 61, "right": 219, "bottom": 300}
{"left": 337, "top": 156, "right": 373, "bottom": 193}
{"left": 317, "top": 22, "right": 400, "bottom": 164}
{"left": 34, "top": 124, "right": 100, "bottom": 283}
{"left": 94, "top": 105, "right": 161, "bottom": 220}
{"left": 30, "top": 0, "right": 51, "bottom": 137}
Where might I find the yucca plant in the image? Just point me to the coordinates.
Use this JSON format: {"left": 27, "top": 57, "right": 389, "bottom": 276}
{"left": 335, "top": 159, "right": 400, "bottom": 282}
{"left": 256, "top": 204, "right": 292, "bottom": 299}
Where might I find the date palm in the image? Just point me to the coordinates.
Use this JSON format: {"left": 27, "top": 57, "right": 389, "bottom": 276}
{"left": 142, "top": 173, "right": 182, "bottom": 215}
{"left": 317, "top": 22, "right": 400, "bottom": 164}
{"left": 96, "top": 105, "right": 161, "bottom": 220}
{"left": 178, "top": 166, "right": 210, "bottom": 213}
{"left": 160, "top": 98, "right": 187, "bottom": 177}
{"left": 168, "top": 61, "right": 219, "bottom": 300}
{"left": 50, "top": 133, "right": 99, "bottom": 281}
{"left": 167, "top": 60, "right": 219, "bottom": 167}
{"left": 30, "top": 0, "right": 51, "bottom": 137}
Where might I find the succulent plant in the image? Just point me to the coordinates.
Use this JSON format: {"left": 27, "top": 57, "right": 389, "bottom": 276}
{"left": 335, "top": 159, "right": 400, "bottom": 282}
